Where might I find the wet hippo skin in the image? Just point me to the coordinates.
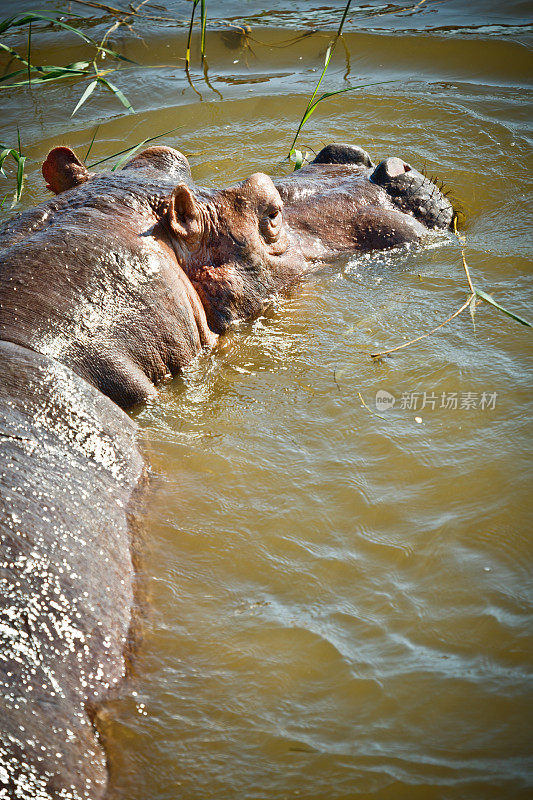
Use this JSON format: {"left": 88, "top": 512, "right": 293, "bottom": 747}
{"left": 0, "top": 341, "right": 145, "bottom": 799}
{"left": 0, "top": 143, "right": 453, "bottom": 798}
{"left": 0, "top": 143, "right": 452, "bottom": 409}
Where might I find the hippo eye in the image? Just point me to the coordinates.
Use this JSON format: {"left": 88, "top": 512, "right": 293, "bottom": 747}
{"left": 260, "top": 205, "right": 282, "bottom": 242}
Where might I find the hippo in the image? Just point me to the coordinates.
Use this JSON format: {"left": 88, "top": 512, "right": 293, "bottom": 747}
{"left": 0, "top": 142, "right": 452, "bottom": 409}
{"left": 0, "top": 142, "right": 453, "bottom": 798}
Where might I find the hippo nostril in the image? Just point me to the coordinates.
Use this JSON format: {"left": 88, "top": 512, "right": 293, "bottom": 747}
{"left": 370, "top": 157, "right": 413, "bottom": 184}
{"left": 369, "top": 155, "right": 453, "bottom": 229}
{"left": 312, "top": 143, "right": 374, "bottom": 168}
{"left": 385, "top": 157, "right": 411, "bottom": 178}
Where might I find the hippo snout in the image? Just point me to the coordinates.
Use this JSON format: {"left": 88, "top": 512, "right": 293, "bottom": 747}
{"left": 370, "top": 156, "right": 454, "bottom": 230}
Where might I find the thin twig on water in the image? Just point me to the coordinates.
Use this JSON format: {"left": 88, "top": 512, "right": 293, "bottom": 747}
{"left": 369, "top": 293, "right": 476, "bottom": 360}
{"left": 369, "top": 214, "right": 530, "bottom": 360}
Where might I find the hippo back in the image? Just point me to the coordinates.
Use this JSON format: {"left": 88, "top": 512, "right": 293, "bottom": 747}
{"left": 0, "top": 340, "right": 146, "bottom": 799}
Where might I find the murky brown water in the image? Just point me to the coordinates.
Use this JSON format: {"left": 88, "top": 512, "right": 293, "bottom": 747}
{"left": 1, "top": 1, "right": 532, "bottom": 798}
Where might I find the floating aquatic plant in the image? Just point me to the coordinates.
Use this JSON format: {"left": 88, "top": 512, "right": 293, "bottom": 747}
{"left": 369, "top": 216, "right": 531, "bottom": 360}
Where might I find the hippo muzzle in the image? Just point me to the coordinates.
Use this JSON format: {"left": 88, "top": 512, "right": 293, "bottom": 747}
{"left": 370, "top": 156, "right": 454, "bottom": 229}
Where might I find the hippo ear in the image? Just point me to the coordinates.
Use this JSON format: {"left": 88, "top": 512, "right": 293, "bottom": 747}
{"left": 42, "top": 147, "right": 90, "bottom": 194}
{"left": 167, "top": 184, "right": 202, "bottom": 245}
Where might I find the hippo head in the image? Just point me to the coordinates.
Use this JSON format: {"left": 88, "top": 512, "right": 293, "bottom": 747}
{"left": 39, "top": 146, "right": 453, "bottom": 347}
{"left": 42, "top": 145, "right": 303, "bottom": 335}
{"left": 164, "top": 172, "right": 302, "bottom": 333}
{"left": 38, "top": 145, "right": 301, "bottom": 340}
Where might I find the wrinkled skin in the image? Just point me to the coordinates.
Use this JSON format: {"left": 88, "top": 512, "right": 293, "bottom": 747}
{"left": 0, "top": 142, "right": 453, "bottom": 799}
{"left": 0, "top": 142, "right": 453, "bottom": 408}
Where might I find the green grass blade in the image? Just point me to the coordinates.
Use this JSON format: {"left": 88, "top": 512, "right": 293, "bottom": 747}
{"left": 0, "top": 15, "right": 18, "bottom": 35}
{"left": 0, "top": 13, "right": 136, "bottom": 64}
{"left": 0, "top": 68, "right": 28, "bottom": 83}
{"left": 39, "top": 64, "right": 90, "bottom": 74}
{"left": 290, "top": 149, "right": 304, "bottom": 170}
{"left": 200, "top": 0, "right": 207, "bottom": 60}
{"left": 0, "top": 145, "right": 25, "bottom": 202}
{"left": 0, "top": 147, "right": 13, "bottom": 175}
{"left": 87, "top": 125, "right": 183, "bottom": 168}
{"left": 84, "top": 124, "right": 100, "bottom": 163}
{"left": 301, "top": 43, "right": 333, "bottom": 121}
{"left": 96, "top": 76, "right": 134, "bottom": 113}
{"left": 0, "top": 41, "right": 33, "bottom": 67}
{"left": 0, "top": 74, "right": 85, "bottom": 87}
{"left": 0, "top": 65, "right": 90, "bottom": 88}
{"left": 289, "top": 43, "right": 338, "bottom": 152}
{"left": 71, "top": 79, "right": 98, "bottom": 116}
{"left": 33, "top": 13, "right": 136, "bottom": 62}
{"left": 0, "top": 46, "right": 89, "bottom": 82}
{"left": 4, "top": 11, "right": 96, "bottom": 46}
{"left": 474, "top": 287, "right": 531, "bottom": 327}
{"left": 0, "top": 10, "right": 83, "bottom": 35}
{"left": 186, "top": 0, "right": 200, "bottom": 69}
{"left": 337, "top": 0, "right": 353, "bottom": 36}
{"left": 27, "top": 21, "right": 32, "bottom": 85}
{"left": 65, "top": 60, "right": 91, "bottom": 70}
{"left": 96, "top": 45, "right": 137, "bottom": 65}
{"left": 39, "top": 69, "right": 88, "bottom": 80}
{"left": 23, "top": 14, "right": 130, "bottom": 63}
{"left": 18, "top": 13, "right": 95, "bottom": 45}
{"left": 298, "top": 80, "right": 397, "bottom": 132}
{"left": 15, "top": 154, "right": 26, "bottom": 201}
{"left": 111, "top": 140, "right": 148, "bottom": 171}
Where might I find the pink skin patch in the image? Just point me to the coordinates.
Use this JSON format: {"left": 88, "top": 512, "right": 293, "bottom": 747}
{"left": 384, "top": 157, "right": 412, "bottom": 177}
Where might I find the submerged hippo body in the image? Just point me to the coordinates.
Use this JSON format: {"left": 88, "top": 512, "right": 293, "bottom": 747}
{"left": 0, "top": 143, "right": 453, "bottom": 798}
{"left": 0, "top": 341, "right": 145, "bottom": 799}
